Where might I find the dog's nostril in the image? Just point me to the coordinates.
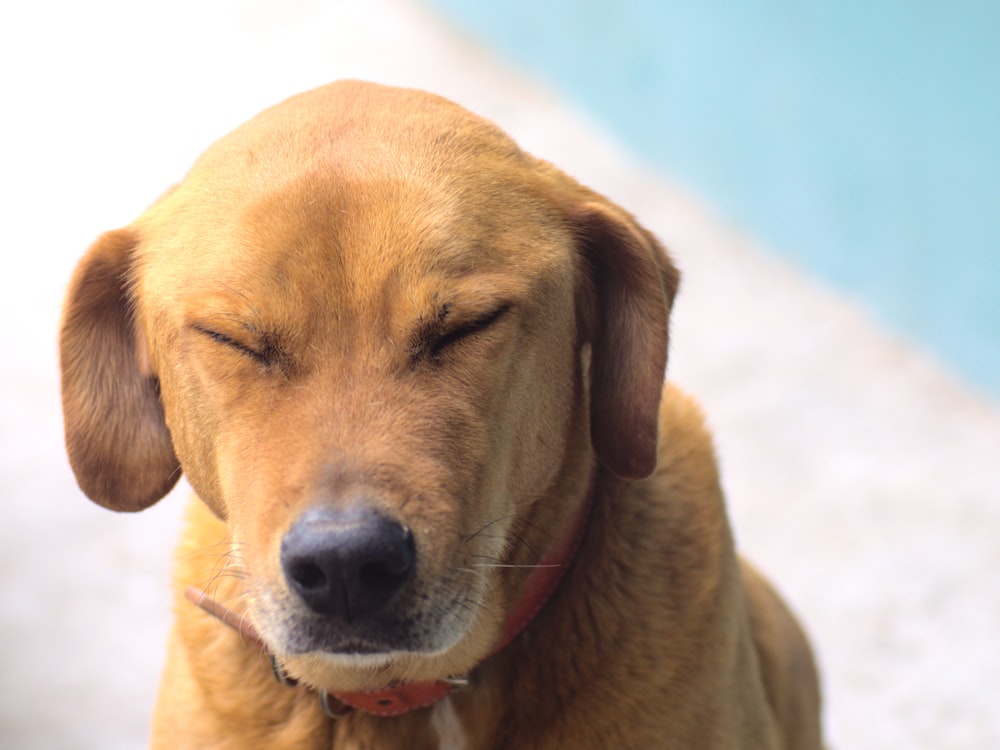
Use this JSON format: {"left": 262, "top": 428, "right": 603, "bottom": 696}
{"left": 359, "top": 559, "right": 407, "bottom": 590}
{"left": 281, "top": 507, "right": 415, "bottom": 620}
{"left": 290, "top": 561, "right": 328, "bottom": 592}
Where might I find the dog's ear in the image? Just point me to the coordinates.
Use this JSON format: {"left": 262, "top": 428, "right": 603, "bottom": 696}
{"left": 575, "top": 200, "right": 679, "bottom": 480}
{"left": 59, "top": 229, "right": 180, "bottom": 511}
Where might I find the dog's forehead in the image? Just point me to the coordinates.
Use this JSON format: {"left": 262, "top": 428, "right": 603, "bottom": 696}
{"left": 140, "top": 83, "right": 576, "bottom": 310}
{"left": 186, "top": 81, "right": 529, "bottom": 195}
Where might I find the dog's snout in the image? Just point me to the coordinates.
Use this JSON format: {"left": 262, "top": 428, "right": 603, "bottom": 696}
{"left": 280, "top": 507, "right": 415, "bottom": 621}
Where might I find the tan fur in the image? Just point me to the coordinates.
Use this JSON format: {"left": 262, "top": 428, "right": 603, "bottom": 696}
{"left": 60, "top": 80, "right": 822, "bottom": 749}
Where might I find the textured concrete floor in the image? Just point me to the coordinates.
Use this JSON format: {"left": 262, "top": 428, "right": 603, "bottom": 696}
{"left": 2, "top": 1, "right": 998, "bottom": 748}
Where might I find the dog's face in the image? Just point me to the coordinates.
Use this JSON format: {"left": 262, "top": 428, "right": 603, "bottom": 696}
{"left": 60, "top": 81, "right": 677, "bottom": 691}
{"left": 141, "top": 121, "right": 588, "bottom": 684}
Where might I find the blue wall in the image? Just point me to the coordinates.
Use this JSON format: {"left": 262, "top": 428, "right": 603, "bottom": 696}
{"left": 428, "top": 0, "right": 1000, "bottom": 398}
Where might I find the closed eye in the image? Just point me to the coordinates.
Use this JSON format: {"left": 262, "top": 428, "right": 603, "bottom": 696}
{"left": 425, "top": 304, "right": 512, "bottom": 361}
{"left": 192, "top": 324, "right": 288, "bottom": 371}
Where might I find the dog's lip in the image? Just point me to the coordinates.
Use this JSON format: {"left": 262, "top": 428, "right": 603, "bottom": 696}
{"left": 300, "top": 641, "right": 395, "bottom": 656}
{"left": 293, "top": 641, "right": 461, "bottom": 672}
{"left": 282, "top": 628, "right": 458, "bottom": 658}
{"left": 276, "top": 620, "right": 448, "bottom": 658}
{"left": 275, "top": 610, "right": 471, "bottom": 662}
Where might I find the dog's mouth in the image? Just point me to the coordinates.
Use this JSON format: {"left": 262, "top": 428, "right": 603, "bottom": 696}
{"left": 247, "top": 584, "right": 494, "bottom": 692}
{"left": 251, "top": 576, "right": 486, "bottom": 660}
{"left": 232, "top": 498, "right": 515, "bottom": 690}
{"left": 277, "top": 612, "right": 464, "bottom": 658}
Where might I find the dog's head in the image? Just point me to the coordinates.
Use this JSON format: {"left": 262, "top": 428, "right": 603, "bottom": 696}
{"left": 60, "top": 81, "right": 678, "bottom": 690}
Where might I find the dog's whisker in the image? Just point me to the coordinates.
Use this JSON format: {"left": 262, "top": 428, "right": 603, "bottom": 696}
{"left": 461, "top": 513, "right": 519, "bottom": 542}
{"left": 197, "top": 582, "right": 254, "bottom": 613}
{"left": 196, "top": 544, "right": 251, "bottom": 602}
{"left": 468, "top": 552, "right": 550, "bottom": 569}
{"left": 452, "top": 567, "right": 490, "bottom": 585}
{"left": 463, "top": 521, "right": 554, "bottom": 565}
{"left": 504, "top": 531, "right": 542, "bottom": 560}
{"left": 178, "top": 541, "right": 238, "bottom": 563}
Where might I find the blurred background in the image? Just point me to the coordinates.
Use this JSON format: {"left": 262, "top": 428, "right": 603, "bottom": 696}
{"left": 430, "top": 0, "right": 1000, "bottom": 400}
{"left": 1, "top": 1, "right": 997, "bottom": 748}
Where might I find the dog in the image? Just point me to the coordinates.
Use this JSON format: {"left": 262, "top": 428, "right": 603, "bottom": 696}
{"left": 60, "top": 80, "right": 823, "bottom": 749}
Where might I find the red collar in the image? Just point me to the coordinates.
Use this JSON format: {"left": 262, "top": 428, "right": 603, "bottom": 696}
{"left": 186, "top": 485, "right": 593, "bottom": 718}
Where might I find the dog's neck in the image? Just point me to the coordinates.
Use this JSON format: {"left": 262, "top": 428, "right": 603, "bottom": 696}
{"left": 185, "top": 477, "right": 594, "bottom": 719}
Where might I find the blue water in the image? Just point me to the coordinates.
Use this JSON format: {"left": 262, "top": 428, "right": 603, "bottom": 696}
{"left": 427, "top": 0, "right": 1000, "bottom": 398}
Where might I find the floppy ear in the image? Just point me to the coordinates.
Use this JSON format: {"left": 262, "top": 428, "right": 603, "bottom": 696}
{"left": 59, "top": 229, "right": 180, "bottom": 511}
{"left": 575, "top": 201, "right": 679, "bottom": 480}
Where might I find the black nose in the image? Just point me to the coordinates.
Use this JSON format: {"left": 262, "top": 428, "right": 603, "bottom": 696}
{"left": 280, "top": 507, "right": 415, "bottom": 621}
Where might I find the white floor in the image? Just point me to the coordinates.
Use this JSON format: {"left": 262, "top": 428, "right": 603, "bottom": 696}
{"left": 2, "top": 1, "right": 998, "bottom": 748}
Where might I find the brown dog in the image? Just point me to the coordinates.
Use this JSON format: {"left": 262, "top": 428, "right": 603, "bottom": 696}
{"left": 60, "top": 80, "right": 823, "bottom": 749}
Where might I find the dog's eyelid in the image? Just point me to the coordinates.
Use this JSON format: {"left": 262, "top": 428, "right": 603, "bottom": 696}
{"left": 191, "top": 323, "right": 281, "bottom": 368}
{"left": 448, "top": 301, "right": 511, "bottom": 328}
{"left": 192, "top": 324, "right": 246, "bottom": 349}
{"left": 427, "top": 302, "right": 512, "bottom": 359}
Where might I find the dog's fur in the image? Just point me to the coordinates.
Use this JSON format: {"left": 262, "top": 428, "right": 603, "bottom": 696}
{"left": 60, "top": 81, "right": 823, "bottom": 749}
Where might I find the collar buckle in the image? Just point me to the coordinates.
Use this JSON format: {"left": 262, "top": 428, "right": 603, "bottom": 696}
{"left": 319, "top": 691, "right": 353, "bottom": 719}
